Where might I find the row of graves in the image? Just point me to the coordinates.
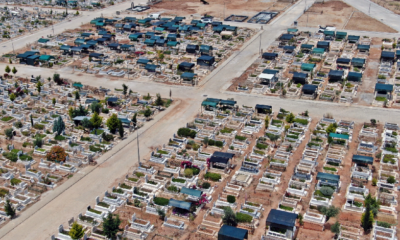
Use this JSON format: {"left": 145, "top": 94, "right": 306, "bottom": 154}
{"left": 0, "top": 6, "right": 80, "bottom": 43}
{"left": 52, "top": 101, "right": 308, "bottom": 240}
{"left": 13, "top": 15, "right": 256, "bottom": 86}
{"left": 7, "top": 0, "right": 124, "bottom": 10}
{"left": 0, "top": 76, "right": 165, "bottom": 227}
{"left": 373, "top": 38, "right": 400, "bottom": 107}
{"left": 234, "top": 28, "right": 386, "bottom": 105}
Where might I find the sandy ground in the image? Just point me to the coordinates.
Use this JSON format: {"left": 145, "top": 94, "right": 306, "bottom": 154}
{"left": 149, "top": 0, "right": 292, "bottom": 20}
{"left": 296, "top": 0, "right": 396, "bottom": 32}
{"left": 370, "top": 0, "right": 400, "bottom": 14}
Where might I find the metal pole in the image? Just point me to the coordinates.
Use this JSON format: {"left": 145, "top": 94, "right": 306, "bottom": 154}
{"left": 137, "top": 130, "right": 140, "bottom": 166}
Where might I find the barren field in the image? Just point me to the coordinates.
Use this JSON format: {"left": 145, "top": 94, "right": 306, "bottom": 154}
{"left": 296, "top": 0, "right": 396, "bottom": 32}
{"left": 149, "top": 0, "right": 292, "bottom": 19}
{"left": 370, "top": 0, "right": 400, "bottom": 15}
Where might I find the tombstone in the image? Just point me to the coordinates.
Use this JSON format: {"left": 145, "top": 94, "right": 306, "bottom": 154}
{"left": 8, "top": 144, "right": 14, "bottom": 151}
{"left": 95, "top": 196, "right": 99, "bottom": 204}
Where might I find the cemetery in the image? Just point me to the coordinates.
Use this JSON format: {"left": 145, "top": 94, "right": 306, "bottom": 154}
{"left": 47, "top": 100, "right": 399, "bottom": 240}
{"left": 0, "top": 72, "right": 169, "bottom": 227}
{"left": 7, "top": 15, "right": 256, "bottom": 86}
{"left": 228, "top": 28, "right": 400, "bottom": 108}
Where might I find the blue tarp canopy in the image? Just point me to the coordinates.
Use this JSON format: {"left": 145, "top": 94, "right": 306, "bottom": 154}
{"left": 280, "top": 34, "right": 293, "bottom": 40}
{"left": 302, "top": 84, "right": 318, "bottom": 94}
{"left": 336, "top": 31, "right": 347, "bottom": 38}
{"left": 200, "top": 45, "right": 213, "bottom": 53}
{"left": 167, "top": 33, "right": 177, "bottom": 41}
{"left": 118, "top": 117, "right": 131, "bottom": 124}
{"left": 375, "top": 83, "right": 393, "bottom": 92}
{"left": 173, "top": 16, "right": 185, "bottom": 22}
{"left": 348, "top": 72, "right": 362, "bottom": 81}
{"left": 347, "top": 72, "right": 362, "bottom": 81}
{"left": 86, "top": 40, "right": 98, "bottom": 46}
{"left": 168, "top": 199, "right": 191, "bottom": 210}
{"left": 186, "top": 44, "right": 199, "bottom": 53}
{"left": 96, "top": 38, "right": 107, "bottom": 42}
{"left": 266, "top": 209, "right": 297, "bottom": 229}
{"left": 312, "top": 48, "right": 325, "bottom": 54}
{"left": 348, "top": 35, "right": 360, "bottom": 42}
{"left": 255, "top": 104, "right": 272, "bottom": 110}
{"left": 202, "top": 101, "right": 218, "bottom": 108}
{"left": 179, "top": 62, "right": 195, "bottom": 70}
{"left": 197, "top": 55, "right": 215, "bottom": 66}
{"left": 81, "top": 32, "right": 93, "bottom": 37}
{"left": 107, "top": 97, "right": 118, "bottom": 103}
{"left": 396, "top": 50, "right": 400, "bottom": 57}
{"left": 329, "top": 132, "right": 350, "bottom": 140}
{"left": 124, "top": 17, "right": 136, "bottom": 22}
{"left": 287, "top": 28, "right": 298, "bottom": 33}
{"left": 144, "top": 39, "right": 156, "bottom": 46}
{"left": 155, "top": 27, "right": 165, "bottom": 32}
{"left": 98, "top": 30, "right": 109, "bottom": 35}
{"left": 329, "top": 70, "right": 344, "bottom": 78}
{"left": 218, "top": 225, "right": 248, "bottom": 240}
{"left": 156, "top": 39, "right": 166, "bottom": 46}
{"left": 181, "top": 187, "right": 202, "bottom": 197}
{"left": 317, "top": 41, "right": 330, "bottom": 50}
{"left": 181, "top": 72, "right": 195, "bottom": 80}
{"left": 263, "top": 69, "right": 279, "bottom": 75}
{"left": 352, "top": 155, "right": 373, "bottom": 165}
{"left": 137, "top": 58, "right": 150, "bottom": 65}
{"left": 220, "top": 99, "right": 237, "bottom": 106}
{"left": 71, "top": 47, "right": 83, "bottom": 52}
{"left": 108, "top": 43, "right": 120, "bottom": 48}
{"left": 213, "top": 151, "right": 235, "bottom": 158}
{"left": 262, "top": 52, "right": 278, "bottom": 60}
{"left": 324, "top": 30, "right": 335, "bottom": 36}
{"left": 145, "top": 32, "right": 155, "bottom": 38}
{"left": 301, "top": 44, "right": 313, "bottom": 49}
{"left": 145, "top": 64, "right": 158, "bottom": 71}
{"left": 121, "top": 44, "right": 133, "bottom": 50}
{"left": 301, "top": 63, "right": 315, "bottom": 71}
{"left": 381, "top": 51, "right": 395, "bottom": 59}
{"left": 351, "top": 58, "right": 365, "bottom": 66}
{"left": 317, "top": 172, "right": 340, "bottom": 183}
{"left": 73, "top": 83, "right": 83, "bottom": 88}
{"left": 80, "top": 44, "right": 92, "bottom": 49}
{"left": 283, "top": 46, "right": 295, "bottom": 52}
{"left": 38, "top": 38, "right": 50, "bottom": 43}
{"left": 74, "top": 38, "right": 85, "bottom": 45}
{"left": 115, "top": 23, "right": 123, "bottom": 28}
{"left": 357, "top": 44, "right": 370, "bottom": 50}
{"left": 293, "top": 72, "right": 308, "bottom": 80}
{"left": 337, "top": 58, "right": 351, "bottom": 64}
{"left": 60, "top": 45, "right": 71, "bottom": 51}
{"left": 89, "top": 53, "right": 104, "bottom": 58}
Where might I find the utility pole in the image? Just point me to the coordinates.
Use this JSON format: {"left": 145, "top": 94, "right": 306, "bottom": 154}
{"left": 11, "top": 39, "right": 15, "bottom": 55}
{"left": 137, "top": 130, "right": 140, "bottom": 167}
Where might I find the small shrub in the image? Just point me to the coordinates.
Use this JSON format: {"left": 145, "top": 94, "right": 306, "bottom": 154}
{"left": 184, "top": 168, "right": 193, "bottom": 178}
{"left": 320, "top": 186, "right": 334, "bottom": 196}
{"left": 153, "top": 197, "right": 169, "bottom": 206}
{"left": 201, "top": 182, "right": 211, "bottom": 189}
{"left": 204, "top": 172, "right": 221, "bottom": 181}
{"left": 235, "top": 212, "right": 252, "bottom": 223}
{"left": 227, "top": 195, "right": 236, "bottom": 203}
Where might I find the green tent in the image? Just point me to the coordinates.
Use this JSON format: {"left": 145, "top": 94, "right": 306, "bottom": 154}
{"left": 39, "top": 55, "right": 55, "bottom": 61}
{"left": 312, "top": 48, "right": 325, "bottom": 54}
{"left": 301, "top": 63, "right": 315, "bottom": 72}
{"left": 202, "top": 101, "right": 217, "bottom": 108}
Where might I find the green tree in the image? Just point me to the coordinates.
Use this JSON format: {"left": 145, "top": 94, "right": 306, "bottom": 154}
{"left": 331, "top": 221, "right": 340, "bottom": 234}
{"left": 364, "top": 194, "right": 380, "bottom": 217}
{"left": 268, "top": 134, "right": 280, "bottom": 147}
{"left": 90, "top": 102, "right": 102, "bottom": 114}
{"left": 36, "top": 81, "right": 43, "bottom": 94}
{"left": 53, "top": 73, "right": 61, "bottom": 85}
{"left": 155, "top": 93, "right": 164, "bottom": 106}
{"left": 34, "top": 136, "right": 43, "bottom": 147}
{"left": 118, "top": 120, "right": 124, "bottom": 138}
{"left": 326, "top": 123, "right": 338, "bottom": 135}
{"left": 53, "top": 116, "right": 65, "bottom": 136}
{"left": 285, "top": 112, "right": 295, "bottom": 123}
{"left": 387, "top": 176, "right": 396, "bottom": 184}
{"left": 30, "top": 114, "right": 33, "bottom": 127}
{"left": 5, "top": 65, "right": 10, "bottom": 74}
{"left": 74, "top": 91, "right": 80, "bottom": 100}
{"left": 264, "top": 116, "right": 269, "bottom": 129}
{"left": 11, "top": 67, "right": 17, "bottom": 75}
{"left": 122, "top": 84, "right": 128, "bottom": 96}
{"left": 106, "top": 114, "right": 119, "bottom": 134}
{"left": 69, "top": 221, "right": 84, "bottom": 240}
{"left": 90, "top": 112, "right": 103, "bottom": 134}
{"left": 75, "top": 10, "right": 79, "bottom": 15}
{"left": 317, "top": 205, "right": 340, "bottom": 221}
{"left": 102, "top": 213, "right": 121, "bottom": 239}
{"left": 52, "top": 98, "right": 56, "bottom": 106}
{"left": 144, "top": 108, "right": 152, "bottom": 118}
{"left": 4, "top": 199, "right": 15, "bottom": 218}
{"left": 5, "top": 128, "right": 13, "bottom": 139}
{"left": 157, "top": 208, "right": 165, "bottom": 219}
{"left": 222, "top": 206, "right": 237, "bottom": 227}
{"left": 47, "top": 77, "right": 51, "bottom": 82}
{"left": 131, "top": 113, "right": 137, "bottom": 127}
{"left": 9, "top": 93, "right": 16, "bottom": 102}
{"left": 361, "top": 209, "right": 374, "bottom": 232}
{"left": 82, "top": 118, "right": 93, "bottom": 132}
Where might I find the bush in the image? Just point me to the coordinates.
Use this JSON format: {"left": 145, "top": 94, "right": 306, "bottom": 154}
{"left": 34, "top": 123, "right": 44, "bottom": 130}
{"left": 2, "top": 152, "right": 17, "bottom": 162}
{"left": 227, "top": 195, "right": 236, "bottom": 203}
{"left": 191, "top": 167, "right": 200, "bottom": 175}
{"left": 320, "top": 186, "right": 334, "bottom": 196}
{"left": 46, "top": 146, "right": 67, "bottom": 162}
{"left": 102, "top": 108, "right": 109, "bottom": 114}
{"left": 102, "top": 133, "right": 114, "bottom": 142}
{"left": 208, "top": 139, "right": 215, "bottom": 145}
{"left": 167, "top": 185, "right": 179, "bottom": 192}
{"left": 204, "top": 172, "right": 221, "bottom": 181}
{"left": 387, "top": 176, "right": 396, "bottom": 184}
{"left": 15, "top": 121, "right": 23, "bottom": 128}
{"left": 201, "top": 182, "right": 211, "bottom": 189}
{"left": 177, "top": 128, "right": 197, "bottom": 138}
{"left": 236, "top": 212, "right": 252, "bottom": 223}
{"left": 184, "top": 168, "right": 193, "bottom": 178}
{"left": 153, "top": 197, "right": 169, "bottom": 206}
{"left": 377, "top": 221, "right": 391, "bottom": 228}
{"left": 215, "top": 141, "right": 223, "bottom": 147}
